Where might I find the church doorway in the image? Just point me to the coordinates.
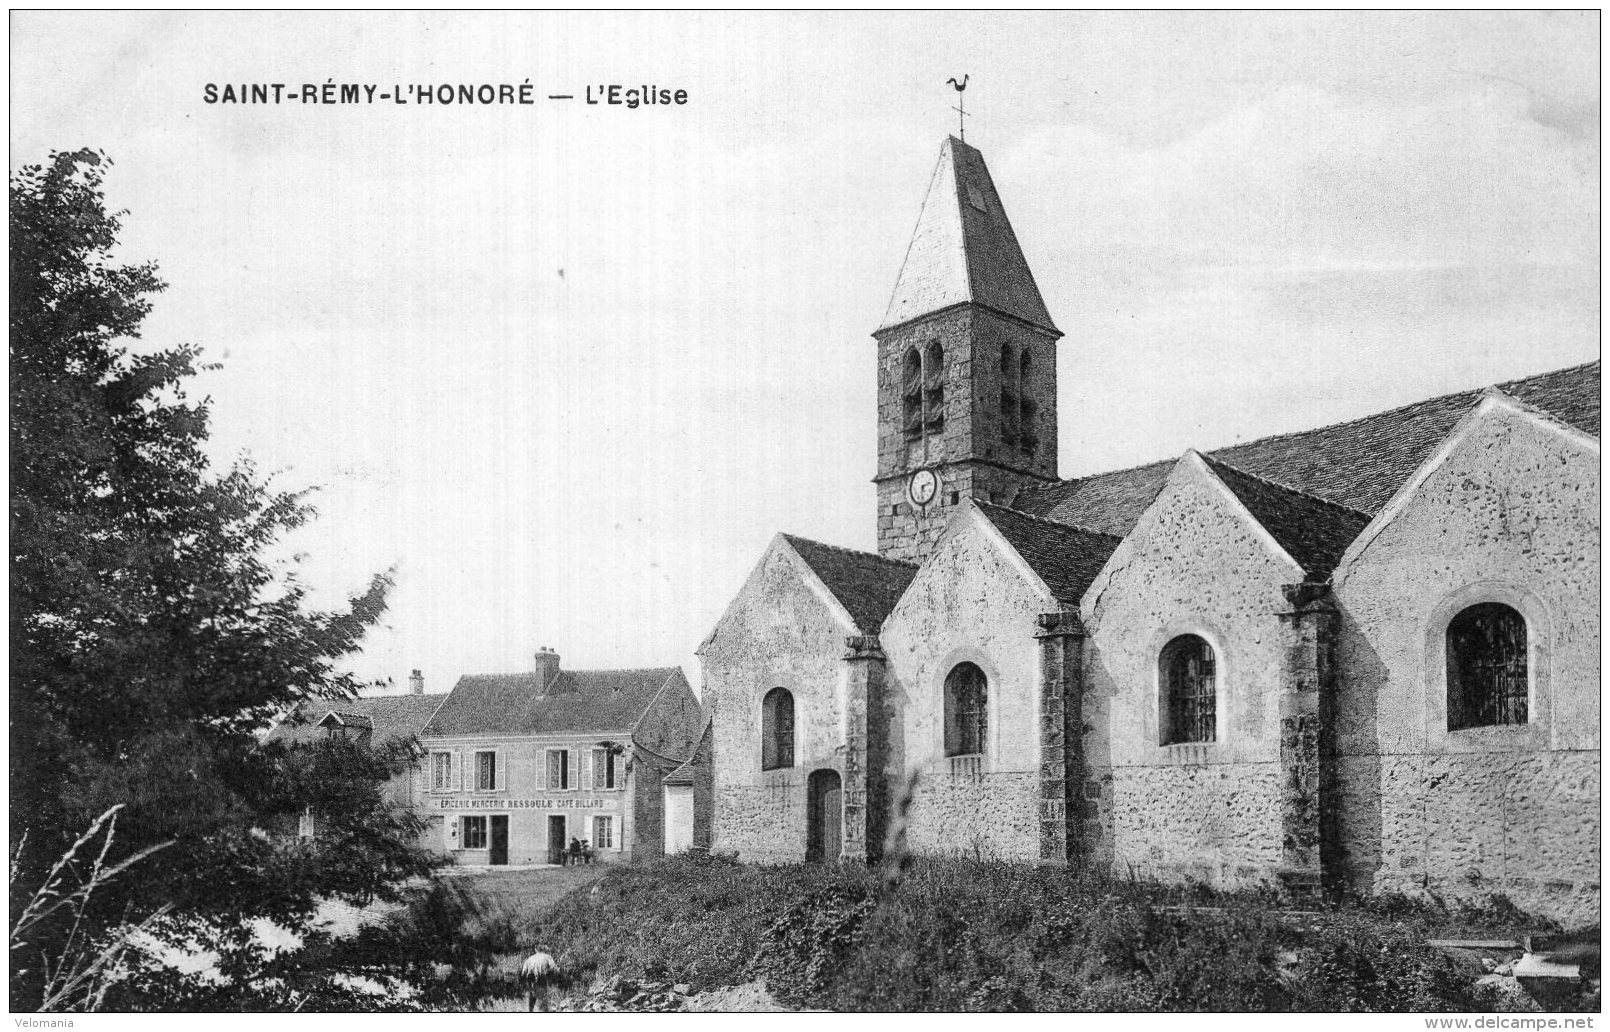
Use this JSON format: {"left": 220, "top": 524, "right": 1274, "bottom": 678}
{"left": 806, "top": 769, "right": 843, "bottom": 863}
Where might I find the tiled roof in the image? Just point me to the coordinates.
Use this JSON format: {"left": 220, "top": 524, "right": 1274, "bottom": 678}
{"left": 974, "top": 501, "right": 1122, "bottom": 607}
{"left": 879, "top": 136, "right": 1058, "bottom": 334}
{"left": 323, "top": 712, "right": 373, "bottom": 730}
{"left": 1017, "top": 362, "right": 1599, "bottom": 533}
{"left": 1200, "top": 456, "right": 1372, "bottom": 578}
{"left": 783, "top": 534, "right": 917, "bottom": 634}
{"left": 265, "top": 692, "right": 447, "bottom": 747}
{"left": 662, "top": 757, "right": 698, "bottom": 786}
{"left": 424, "top": 666, "right": 683, "bottom": 738}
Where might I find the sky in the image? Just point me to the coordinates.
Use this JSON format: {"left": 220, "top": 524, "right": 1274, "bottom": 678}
{"left": 9, "top": 11, "right": 1600, "bottom": 698}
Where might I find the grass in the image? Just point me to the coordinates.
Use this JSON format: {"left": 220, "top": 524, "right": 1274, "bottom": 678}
{"left": 478, "top": 853, "right": 1597, "bottom": 1013}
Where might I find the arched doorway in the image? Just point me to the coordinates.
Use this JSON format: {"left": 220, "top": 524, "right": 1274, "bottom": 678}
{"left": 806, "top": 769, "right": 843, "bottom": 863}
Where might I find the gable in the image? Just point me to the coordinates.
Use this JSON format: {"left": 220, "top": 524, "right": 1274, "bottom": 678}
{"left": 1336, "top": 394, "right": 1600, "bottom": 581}
{"left": 1084, "top": 452, "right": 1305, "bottom": 620}
{"left": 266, "top": 692, "right": 446, "bottom": 747}
{"left": 698, "top": 535, "right": 859, "bottom": 662}
{"left": 886, "top": 504, "right": 1058, "bottom": 633}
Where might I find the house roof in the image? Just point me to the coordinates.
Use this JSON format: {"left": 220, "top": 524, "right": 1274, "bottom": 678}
{"left": 661, "top": 756, "right": 698, "bottom": 786}
{"left": 783, "top": 534, "right": 917, "bottom": 633}
{"left": 321, "top": 711, "right": 373, "bottom": 730}
{"left": 1200, "top": 455, "right": 1373, "bottom": 579}
{"left": 973, "top": 501, "right": 1122, "bottom": 607}
{"left": 1016, "top": 362, "right": 1600, "bottom": 535}
{"left": 265, "top": 692, "right": 447, "bottom": 748}
{"left": 424, "top": 666, "right": 685, "bottom": 738}
{"left": 879, "top": 136, "right": 1059, "bottom": 335}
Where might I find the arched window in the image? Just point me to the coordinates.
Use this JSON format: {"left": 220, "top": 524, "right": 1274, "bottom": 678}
{"left": 1018, "top": 351, "right": 1037, "bottom": 453}
{"left": 924, "top": 341, "right": 946, "bottom": 432}
{"left": 1447, "top": 603, "right": 1528, "bottom": 729}
{"left": 998, "top": 344, "right": 1018, "bottom": 446}
{"left": 901, "top": 348, "right": 923, "bottom": 441}
{"left": 1162, "top": 635, "right": 1216, "bottom": 744}
{"left": 943, "top": 663, "right": 988, "bottom": 757}
{"left": 761, "top": 687, "right": 795, "bottom": 770}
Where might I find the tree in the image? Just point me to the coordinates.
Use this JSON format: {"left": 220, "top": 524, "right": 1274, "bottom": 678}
{"left": 10, "top": 149, "right": 431, "bottom": 1009}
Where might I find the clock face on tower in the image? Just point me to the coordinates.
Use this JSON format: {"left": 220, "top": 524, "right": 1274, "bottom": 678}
{"left": 907, "top": 468, "right": 940, "bottom": 508}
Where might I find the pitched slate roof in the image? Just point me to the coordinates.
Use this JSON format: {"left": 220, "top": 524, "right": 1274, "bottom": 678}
{"left": 1200, "top": 456, "right": 1373, "bottom": 579}
{"left": 424, "top": 666, "right": 684, "bottom": 738}
{"left": 879, "top": 136, "right": 1059, "bottom": 335}
{"left": 265, "top": 692, "right": 447, "bottom": 747}
{"left": 783, "top": 534, "right": 918, "bottom": 633}
{"left": 1016, "top": 362, "right": 1599, "bottom": 534}
{"left": 973, "top": 501, "right": 1123, "bottom": 607}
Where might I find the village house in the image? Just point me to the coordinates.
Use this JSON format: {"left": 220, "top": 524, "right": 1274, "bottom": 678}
{"left": 266, "top": 653, "right": 712, "bottom": 864}
{"left": 701, "top": 134, "right": 1600, "bottom": 923}
{"left": 419, "top": 648, "right": 708, "bottom": 865}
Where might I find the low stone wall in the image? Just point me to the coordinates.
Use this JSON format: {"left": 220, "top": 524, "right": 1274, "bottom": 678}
{"left": 904, "top": 769, "right": 1039, "bottom": 861}
{"left": 1338, "top": 750, "right": 1600, "bottom": 925}
{"left": 713, "top": 776, "right": 805, "bottom": 863}
{"left": 1105, "top": 762, "right": 1283, "bottom": 889}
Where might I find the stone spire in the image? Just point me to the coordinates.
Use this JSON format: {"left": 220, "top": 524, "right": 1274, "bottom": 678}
{"left": 879, "top": 136, "right": 1059, "bottom": 336}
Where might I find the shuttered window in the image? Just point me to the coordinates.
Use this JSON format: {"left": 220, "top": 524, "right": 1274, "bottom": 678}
{"left": 431, "top": 752, "right": 452, "bottom": 791}
{"left": 547, "top": 749, "right": 571, "bottom": 790}
{"left": 475, "top": 750, "right": 497, "bottom": 791}
{"left": 592, "top": 748, "right": 618, "bottom": 789}
{"left": 593, "top": 815, "right": 614, "bottom": 850}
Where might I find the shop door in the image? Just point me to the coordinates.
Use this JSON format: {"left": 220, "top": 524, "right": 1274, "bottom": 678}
{"left": 489, "top": 815, "right": 509, "bottom": 866}
{"left": 548, "top": 815, "right": 568, "bottom": 865}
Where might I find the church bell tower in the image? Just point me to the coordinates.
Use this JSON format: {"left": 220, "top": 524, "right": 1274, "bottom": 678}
{"left": 874, "top": 136, "right": 1063, "bottom": 563}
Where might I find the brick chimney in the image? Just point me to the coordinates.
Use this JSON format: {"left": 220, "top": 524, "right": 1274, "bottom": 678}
{"left": 408, "top": 669, "right": 424, "bottom": 696}
{"left": 535, "top": 646, "right": 561, "bottom": 694}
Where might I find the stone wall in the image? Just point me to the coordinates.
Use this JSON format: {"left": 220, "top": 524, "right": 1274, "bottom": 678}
{"left": 881, "top": 508, "right": 1054, "bottom": 860}
{"left": 1331, "top": 402, "right": 1600, "bottom": 923}
{"left": 1081, "top": 456, "right": 1301, "bottom": 887}
{"left": 702, "top": 539, "right": 855, "bottom": 862}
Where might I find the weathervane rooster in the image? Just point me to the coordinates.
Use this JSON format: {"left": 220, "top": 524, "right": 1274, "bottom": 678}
{"left": 947, "top": 75, "right": 970, "bottom": 141}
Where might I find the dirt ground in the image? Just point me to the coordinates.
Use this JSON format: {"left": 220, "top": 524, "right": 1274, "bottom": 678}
{"left": 447, "top": 862, "right": 612, "bottom": 919}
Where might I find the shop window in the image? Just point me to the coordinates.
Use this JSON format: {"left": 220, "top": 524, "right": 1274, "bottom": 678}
{"left": 1447, "top": 602, "right": 1528, "bottom": 729}
{"left": 461, "top": 815, "right": 487, "bottom": 850}
{"left": 1162, "top": 635, "right": 1216, "bottom": 744}
{"left": 762, "top": 687, "right": 795, "bottom": 771}
{"left": 943, "top": 663, "right": 988, "bottom": 757}
{"left": 593, "top": 815, "right": 615, "bottom": 850}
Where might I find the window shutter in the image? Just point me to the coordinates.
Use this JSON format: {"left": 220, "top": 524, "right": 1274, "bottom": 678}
{"left": 567, "top": 750, "right": 578, "bottom": 791}
{"left": 451, "top": 750, "right": 463, "bottom": 792}
{"left": 495, "top": 750, "right": 506, "bottom": 792}
{"left": 593, "top": 749, "right": 607, "bottom": 790}
{"left": 547, "top": 750, "right": 561, "bottom": 790}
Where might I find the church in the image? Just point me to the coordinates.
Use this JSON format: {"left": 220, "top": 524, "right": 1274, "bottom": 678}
{"left": 700, "top": 135, "right": 1600, "bottom": 923}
